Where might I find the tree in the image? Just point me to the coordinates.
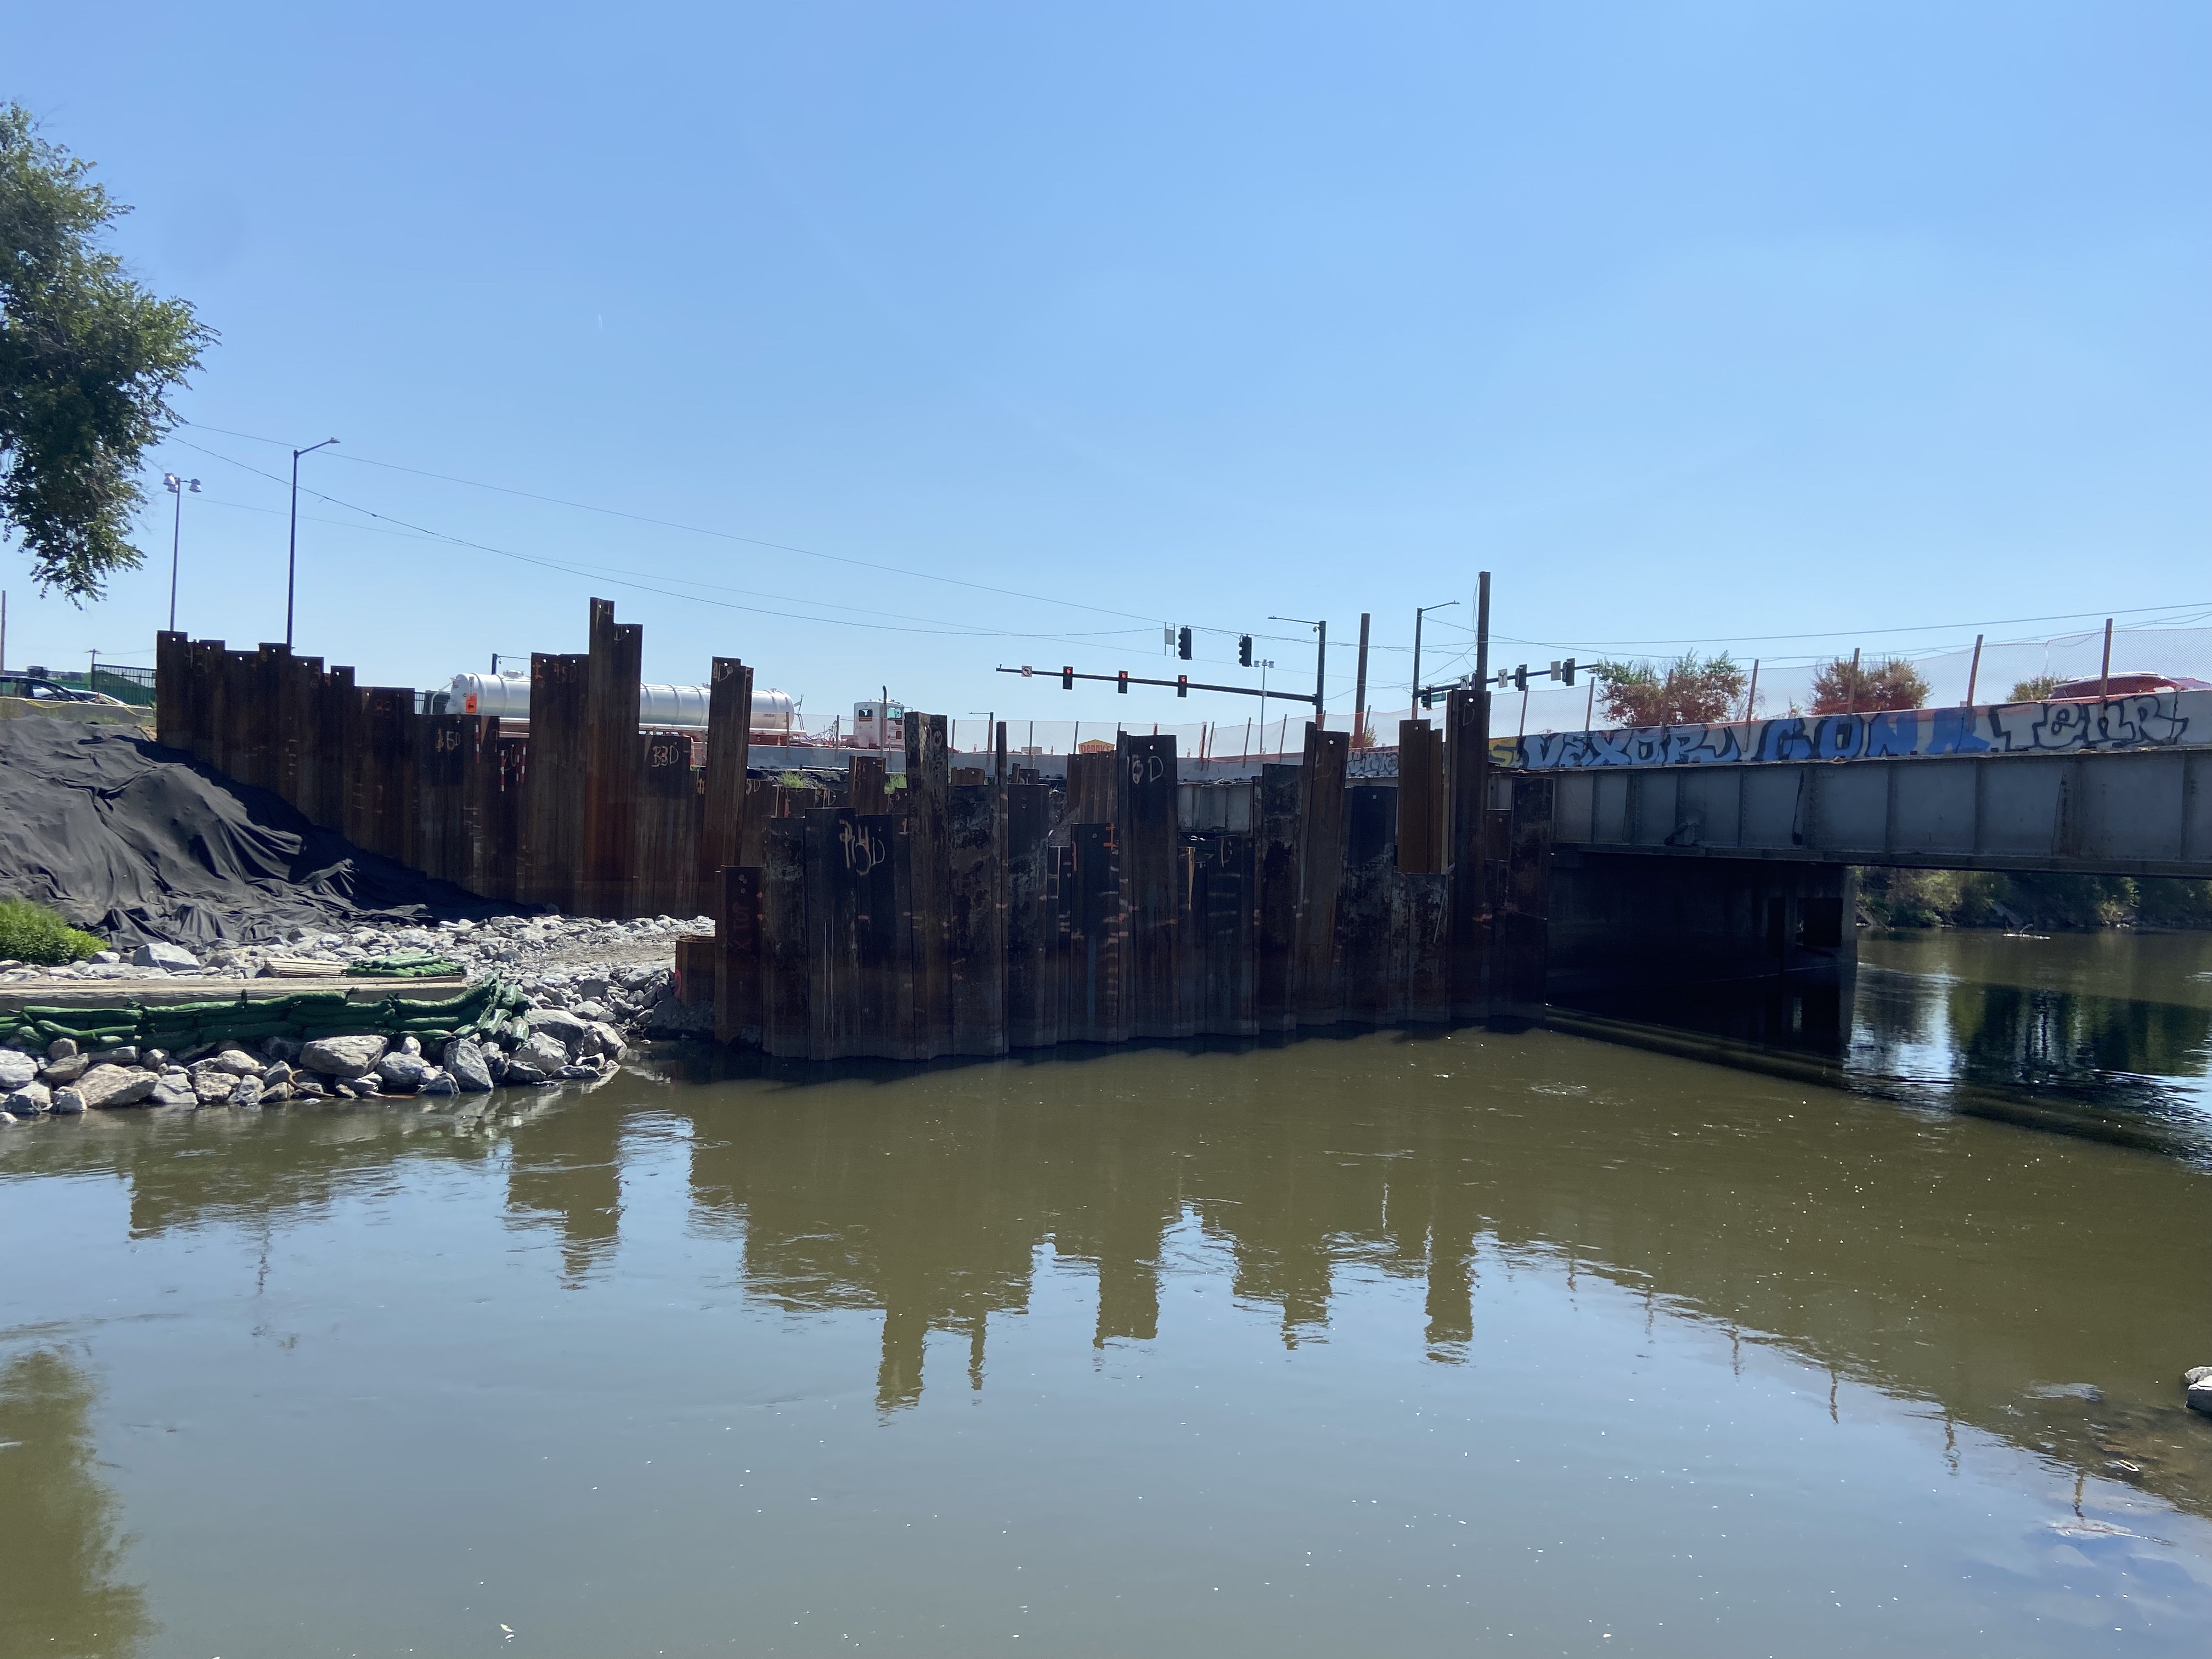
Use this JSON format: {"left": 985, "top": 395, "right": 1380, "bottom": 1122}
{"left": 2007, "top": 673, "right": 2062, "bottom": 702}
{"left": 1810, "top": 656, "right": 1927, "bottom": 714}
{"left": 1590, "top": 651, "right": 1746, "bottom": 727}
{"left": 1, "top": 105, "right": 212, "bottom": 603}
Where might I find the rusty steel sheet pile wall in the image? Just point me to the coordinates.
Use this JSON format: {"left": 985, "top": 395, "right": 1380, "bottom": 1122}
{"left": 155, "top": 601, "right": 757, "bottom": 930}
{"left": 715, "top": 720, "right": 1553, "bottom": 1062}
{"left": 157, "top": 599, "right": 1553, "bottom": 1062}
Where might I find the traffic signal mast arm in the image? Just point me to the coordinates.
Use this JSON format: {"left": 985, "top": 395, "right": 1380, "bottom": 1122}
{"left": 997, "top": 665, "right": 1321, "bottom": 708}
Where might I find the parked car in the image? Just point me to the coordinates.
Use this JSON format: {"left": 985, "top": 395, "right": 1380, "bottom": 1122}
{"left": 0, "top": 674, "right": 129, "bottom": 706}
{"left": 2045, "top": 672, "right": 2212, "bottom": 701}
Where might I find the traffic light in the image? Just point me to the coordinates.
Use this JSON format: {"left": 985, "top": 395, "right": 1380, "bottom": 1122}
{"left": 1117, "top": 670, "right": 1129, "bottom": 695}
{"left": 1420, "top": 689, "right": 1434, "bottom": 710}
{"left": 1177, "top": 627, "right": 1192, "bottom": 661}
{"left": 1062, "top": 666, "right": 1074, "bottom": 690}
{"left": 1513, "top": 664, "right": 1529, "bottom": 692}
{"left": 1238, "top": 635, "right": 1253, "bottom": 667}
{"left": 1177, "top": 674, "right": 1188, "bottom": 698}
{"left": 1560, "top": 658, "right": 1577, "bottom": 686}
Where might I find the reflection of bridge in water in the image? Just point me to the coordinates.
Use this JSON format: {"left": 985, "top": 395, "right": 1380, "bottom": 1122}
{"left": 30, "top": 1032, "right": 2212, "bottom": 1523}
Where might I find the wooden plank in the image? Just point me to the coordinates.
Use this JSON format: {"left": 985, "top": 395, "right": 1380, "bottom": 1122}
{"left": 1065, "top": 751, "right": 1117, "bottom": 823}
{"left": 416, "top": 713, "right": 471, "bottom": 884}
{"left": 852, "top": 813, "right": 916, "bottom": 1060}
{"left": 806, "top": 807, "right": 864, "bottom": 1059}
{"left": 761, "top": 818, "right": 811, "bottom": 1057}
{"left": 1401, "top": 871, "right": 1452, "bottom": 1023}
{"left": 946, "top": 782, "right": 1007, "bottom": 1056}
{"left": 740, "top": 776, "right": 772, "bottom": 868}
{"left": 1196, "top": 830, "right": 1257, "bottom": 1036}
{"left": 635, "top": 731, "right": 700, "bottom": 918}
{"left": 1497, "top": 774, "right": 1555, "bottom": 1020}
{"left": 904, "top": 712, "right": 952, "bottom": 1058}
{"left": 1118, "top": 733, "right": 1181, "bottom": 1038}
{"left": 523, "top": 651, "right": 589, "bottom": 910}
{"left": 700, "top": 658, "right": 752, "bottom": 895}
{"left": 850, "top": 754, "right": 887, "bottom": 815}
{"left": 674, "top": 934, "right": 718, "bottom": 1007}
{"left": 1255, "top": 763, "right": 1301, "bottom": 1033}
{"left": 1336, "top": 782, "right": 1398, "bottom": 1025}
{"left": 580, "top": 598, "right": 644, "bottom": 918}
{"left": 284, "top": 653, "right": 323, "bottom": 825}
{"left": 154, "top": 631, "right": 188, "bottom": 749}
{"left": 1068, "top": 821, "right": 1126, "bottom": 1044}
{"left": 1445, "top": 687, "right": 1492, "bottom": 1019}
{"left": 1294, "top": 724, "right": 1350, "bottom": 1026}
{"left": 1397, "top": 719, "right": 1444, "bottom": 873}
{"left": 1003, "top": 783, "right": 1056, "bottom": 1050}
{"left": 317, "top": 664, "right": 354, "bottom": 833}
{"left": 715, "top": 865, "right": 765, "bottom": 1048}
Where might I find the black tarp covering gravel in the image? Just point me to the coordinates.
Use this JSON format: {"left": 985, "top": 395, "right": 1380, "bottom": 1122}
{"left": 0, "top": 717, "right": 510, "bottom": 946}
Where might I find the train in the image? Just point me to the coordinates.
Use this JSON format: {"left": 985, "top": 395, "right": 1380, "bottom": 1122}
{"left": 433, "top": 671, "right": 802, "bottom": 737}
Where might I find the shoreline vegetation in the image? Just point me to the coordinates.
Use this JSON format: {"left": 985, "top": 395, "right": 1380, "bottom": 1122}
{"left": 1855, "top": 868, "right": 2212, "bottom": 932}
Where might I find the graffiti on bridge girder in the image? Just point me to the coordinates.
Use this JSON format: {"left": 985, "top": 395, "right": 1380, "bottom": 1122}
{"left": 1497, "top": 691, "right": 2202, "bottom": 772}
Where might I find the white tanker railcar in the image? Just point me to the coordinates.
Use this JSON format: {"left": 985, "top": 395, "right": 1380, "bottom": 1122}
{"left": 437, "top": 672, "right": 799, "bottom": 735}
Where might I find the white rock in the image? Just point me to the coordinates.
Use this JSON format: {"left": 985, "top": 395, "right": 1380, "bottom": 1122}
{"left": 232, "top": 1075, "right": 266, "bottom": 1109}
{"left": 49, "top": 1087, "right": 86, "bottom": 1114}
{"left": 47, "top": 1037, "right": 78, "bottom": 1061}
{"left": 132, "top": 941, "right": 201, "bottom": 970}
{"left": 300, "top": 1034, "right": 389, "bottom": 1079}
{"left": 374, "top": 1052, "right": 433, "bottom": 1092}
{"left": 516, "top": 1032, "right": 569, "bottom": 1074}
{"left": 4, "top": 1081, "right": 51, "bottom": 1114}
{"left": 75, "top": 1064, "right": 158, "bottom": 1109}
{"left": 0, "top": 1051, "right": 37, "bottom": 1089}
{"left": 40, "top": 1053, "right": 89, "bottom": 1085}
{"left": 443, "top": 1039, "right": 494, "bottom": 1092}
{"left": 193, "top": 1069, "right": 238, "bottom": 1104}
{"left": 2191, "top": 1378, "right": 2212, "bottom": 1418}
{"left": 211, "top": 1048, "right": 264, "bottom": 1076}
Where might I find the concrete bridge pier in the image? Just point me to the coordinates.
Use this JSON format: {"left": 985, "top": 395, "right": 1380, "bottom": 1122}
{"left": 1544, "top": 850, "right": 1857, "bottom": 1046}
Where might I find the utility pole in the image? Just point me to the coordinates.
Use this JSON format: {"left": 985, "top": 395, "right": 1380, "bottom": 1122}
{"left": 285, "top": 437, "right": 339, "bottom": 649}
{"left": 1267, "top": 615, "right": 1328, "bottom": 729}
{"left": 1474, "top": 572, "right": 1491, "bottom": 740}
{"left": 1412, "top": 599, "right": 1459, "bottom": 710}
{"left": 1352, "top": 613, "right": 1370, "bottom": 747}
{"left": 163, "top": 473, "right": 200, "bottom": 633}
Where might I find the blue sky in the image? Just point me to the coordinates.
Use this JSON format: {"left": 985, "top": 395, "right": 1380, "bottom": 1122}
{"left": 9, "top": 2, "right": 2208, "bottom": 730}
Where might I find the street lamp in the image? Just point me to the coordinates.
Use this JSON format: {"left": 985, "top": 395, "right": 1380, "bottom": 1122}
{"left": 285, "top": 437, "right": 339, "bottom": 648}
{"left": 162, "top": 473, "right": 200, "bottom": 633}
{"left": 1267, "top": 614, "right": 1328, "bottom": 726}
{"left": 1410, "top": 599, "right": 1458, "bottom": 708}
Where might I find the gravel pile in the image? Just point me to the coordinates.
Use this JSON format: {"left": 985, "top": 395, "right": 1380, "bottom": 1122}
{"left": 3, "top": 912, "right": 718, "bottom": 1038}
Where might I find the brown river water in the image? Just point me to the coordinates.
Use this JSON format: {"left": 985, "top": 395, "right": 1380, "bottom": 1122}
{"left": 4, "top": 930, "right": 2211, "bottom": 1657}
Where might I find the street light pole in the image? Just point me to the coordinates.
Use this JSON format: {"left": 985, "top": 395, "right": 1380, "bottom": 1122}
{"left": 1410, "top": 599, "right": 1459, "bottom": 709}
{"left": 162, "top": 473, "right": 200, "bottom": 633}
{"left": 286, "top": 438, "right": 339, "bottom": 648}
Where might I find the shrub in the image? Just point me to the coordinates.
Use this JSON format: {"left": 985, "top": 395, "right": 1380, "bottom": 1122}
{"left": 1811, "top": 657, "right": 1928, "bottom": 714}
{"left": 0, "top": 899, "right": 103, "bottom": 964}
{"left": 1590, "top": 652, "right": 1747, "bottom": 727}
{"left": 2007, "top": 674, "right": 2062, "bottom": 702}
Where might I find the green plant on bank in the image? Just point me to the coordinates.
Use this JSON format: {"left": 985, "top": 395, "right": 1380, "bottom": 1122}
{"left": 2007, "top": 674, "right": 2063, "bottom": 702}
{"left": 1590, "top": 652, "right": 1746, "bottom": 727}
{"left": 1858, "top": 868, "right": 2212, "bottom": 931}
{"left": 1810, "top": 657, "right": 1928, "bottom": 714}
{"left": 0, "top": 898, "right": 103, "bottom": 964}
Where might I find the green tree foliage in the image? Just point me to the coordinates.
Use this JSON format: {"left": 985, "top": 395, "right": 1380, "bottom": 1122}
{"left": 1810, "top": 656, "right": 1928, "bottom": 714}
{"left": 1590, "top": 652, "right": 1746, "bottom": 727}
{"left": 1855, "top": 868, "right": 2212, "bottom": 931}
{"left": 2007, "top": 673, "right": 2063, "bottom": 702}
{"left": 0, "top": 105, "right": 212, "bottom": 603}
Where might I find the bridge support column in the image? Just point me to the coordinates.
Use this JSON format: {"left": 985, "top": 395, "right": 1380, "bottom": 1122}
{"left": 1547, "top": 852, "right": 1857, "bottom": 1008}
